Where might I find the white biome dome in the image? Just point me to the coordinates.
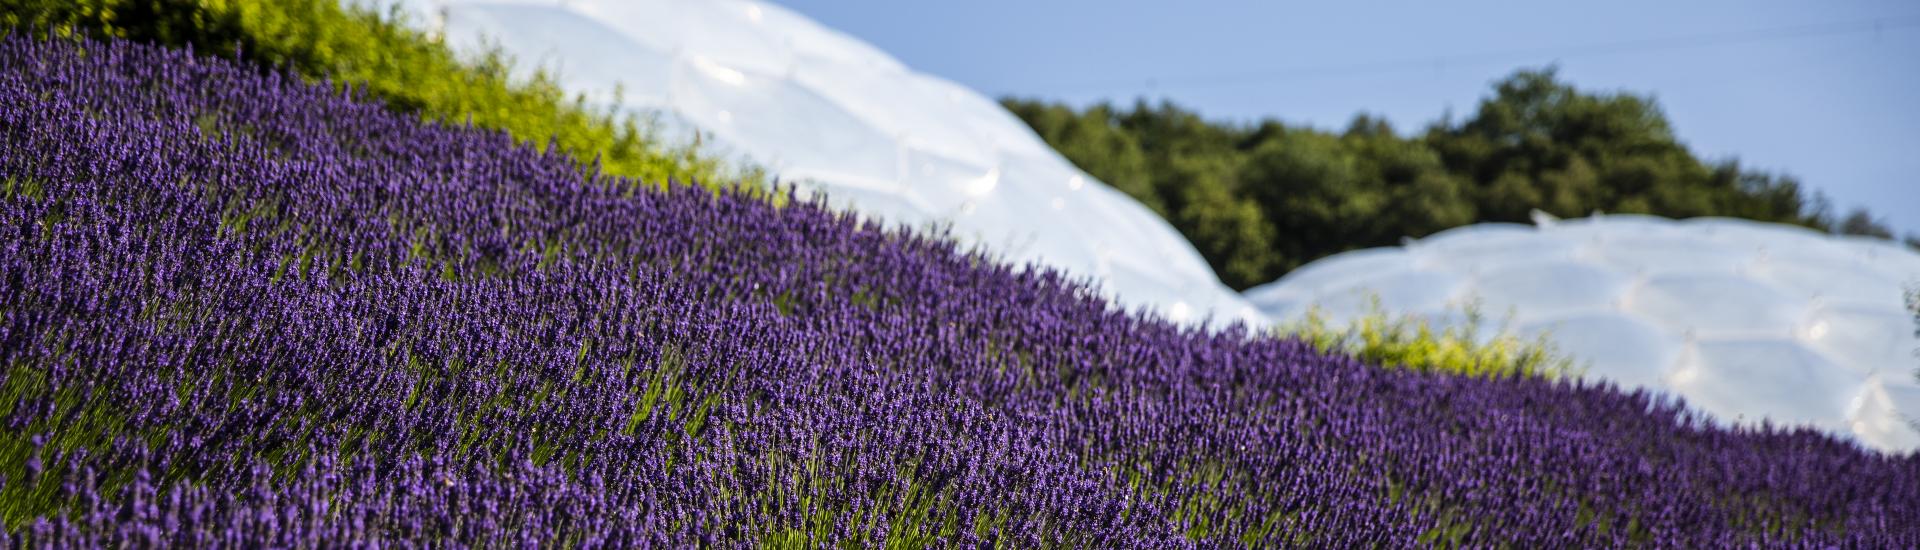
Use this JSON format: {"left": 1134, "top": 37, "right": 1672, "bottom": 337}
{"left": 369, "top": 0, "right": 1259, "bottom": 324}
{"left": 1246, "top": 213, "right": 1920, "bottom": 453}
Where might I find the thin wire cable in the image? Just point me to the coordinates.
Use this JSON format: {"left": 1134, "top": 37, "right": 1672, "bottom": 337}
{"left": 1041, "top": 14, "right": 1920, "bottom": 93}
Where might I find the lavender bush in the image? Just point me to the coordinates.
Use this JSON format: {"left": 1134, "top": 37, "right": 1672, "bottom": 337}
{"left": 0, "top": 36, "right": 1915, "bottom": 547}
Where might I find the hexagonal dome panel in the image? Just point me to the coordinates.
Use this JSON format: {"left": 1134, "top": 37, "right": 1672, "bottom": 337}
{"left": 374, "top": 0, "right": 1258, "bottom": 325}
{"left": 1245, "top": 214, "right": 1920, "bottom": 453}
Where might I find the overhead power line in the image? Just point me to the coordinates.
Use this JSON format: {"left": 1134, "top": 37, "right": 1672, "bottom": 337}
{"left": 1043, "top": 14, "right": 1920, "bottom": 93}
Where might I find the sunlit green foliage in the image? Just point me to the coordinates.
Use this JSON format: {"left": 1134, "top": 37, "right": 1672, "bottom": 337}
{"left": 1279, "top": 298, "right": 1578, "bottom": 380}
{"left": 0, "top": 0, "right": 756, "bottom": 192}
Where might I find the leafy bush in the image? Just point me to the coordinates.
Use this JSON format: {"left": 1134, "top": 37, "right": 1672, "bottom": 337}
{"left": 1281, "top": 298, "right": 1578, "bottom": 380}
{"left": 1, "top": 36, "right": 1915, "bottom": 547}
{"left": 0, "top": 0, "right": 752, "bottom": 192}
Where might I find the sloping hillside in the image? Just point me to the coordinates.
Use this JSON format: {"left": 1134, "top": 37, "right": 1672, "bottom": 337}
{"left": 2, "top": 36, "right": 1915, "bottom": 546}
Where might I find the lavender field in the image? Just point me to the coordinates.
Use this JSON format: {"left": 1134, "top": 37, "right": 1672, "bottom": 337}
{"left": 0, "top": 36, "right": 1915, "bottom": 547}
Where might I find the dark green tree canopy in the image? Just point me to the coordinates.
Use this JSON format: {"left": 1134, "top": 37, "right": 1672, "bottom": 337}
{"left": 1005, "top": 68, "right": 1904, "bottom": 290}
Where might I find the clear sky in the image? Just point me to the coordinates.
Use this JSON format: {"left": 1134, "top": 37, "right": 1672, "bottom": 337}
{"left": 771, "top": 0, "right": 1920, "bottom": 237}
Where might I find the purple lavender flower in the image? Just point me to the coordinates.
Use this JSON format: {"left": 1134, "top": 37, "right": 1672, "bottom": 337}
{"left": 0, "top": 35, "right": 1912, "bottom": 547}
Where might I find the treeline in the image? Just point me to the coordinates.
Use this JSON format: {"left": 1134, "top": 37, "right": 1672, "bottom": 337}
{"left": 1005, "top": 69, "right": 1911, "bottom": 290}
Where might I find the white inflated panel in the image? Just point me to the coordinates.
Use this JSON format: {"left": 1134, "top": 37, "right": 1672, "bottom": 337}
{"left": 369, "top": 0, "right": 1259, "bottom": 325}
{"left": 1246, "top": 214, "right": 1920, "bottom": 453}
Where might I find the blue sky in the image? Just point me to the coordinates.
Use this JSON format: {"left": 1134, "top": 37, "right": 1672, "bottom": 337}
{"left": 773, "top": 0, "right": 1920, "bottom": 237}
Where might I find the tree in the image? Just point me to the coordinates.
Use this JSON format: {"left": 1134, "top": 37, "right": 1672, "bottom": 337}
{"left": 1839, "top": 209, "right": 1895, "bottom": 239}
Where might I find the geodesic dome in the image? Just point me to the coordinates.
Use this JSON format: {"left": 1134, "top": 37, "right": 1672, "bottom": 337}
{"left": 1246, "top": 213, "right": 1920, "bottom": 453}
{"left": 371, "top": 0, "right": 1259, "bottom": 324}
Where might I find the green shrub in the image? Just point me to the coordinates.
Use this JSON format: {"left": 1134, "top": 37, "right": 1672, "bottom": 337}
{"left": 1278, "top": 297, "right": 1579, "bottom": 380}
{"left": 1, "top": 0, "right": 757, "bottom": 193}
